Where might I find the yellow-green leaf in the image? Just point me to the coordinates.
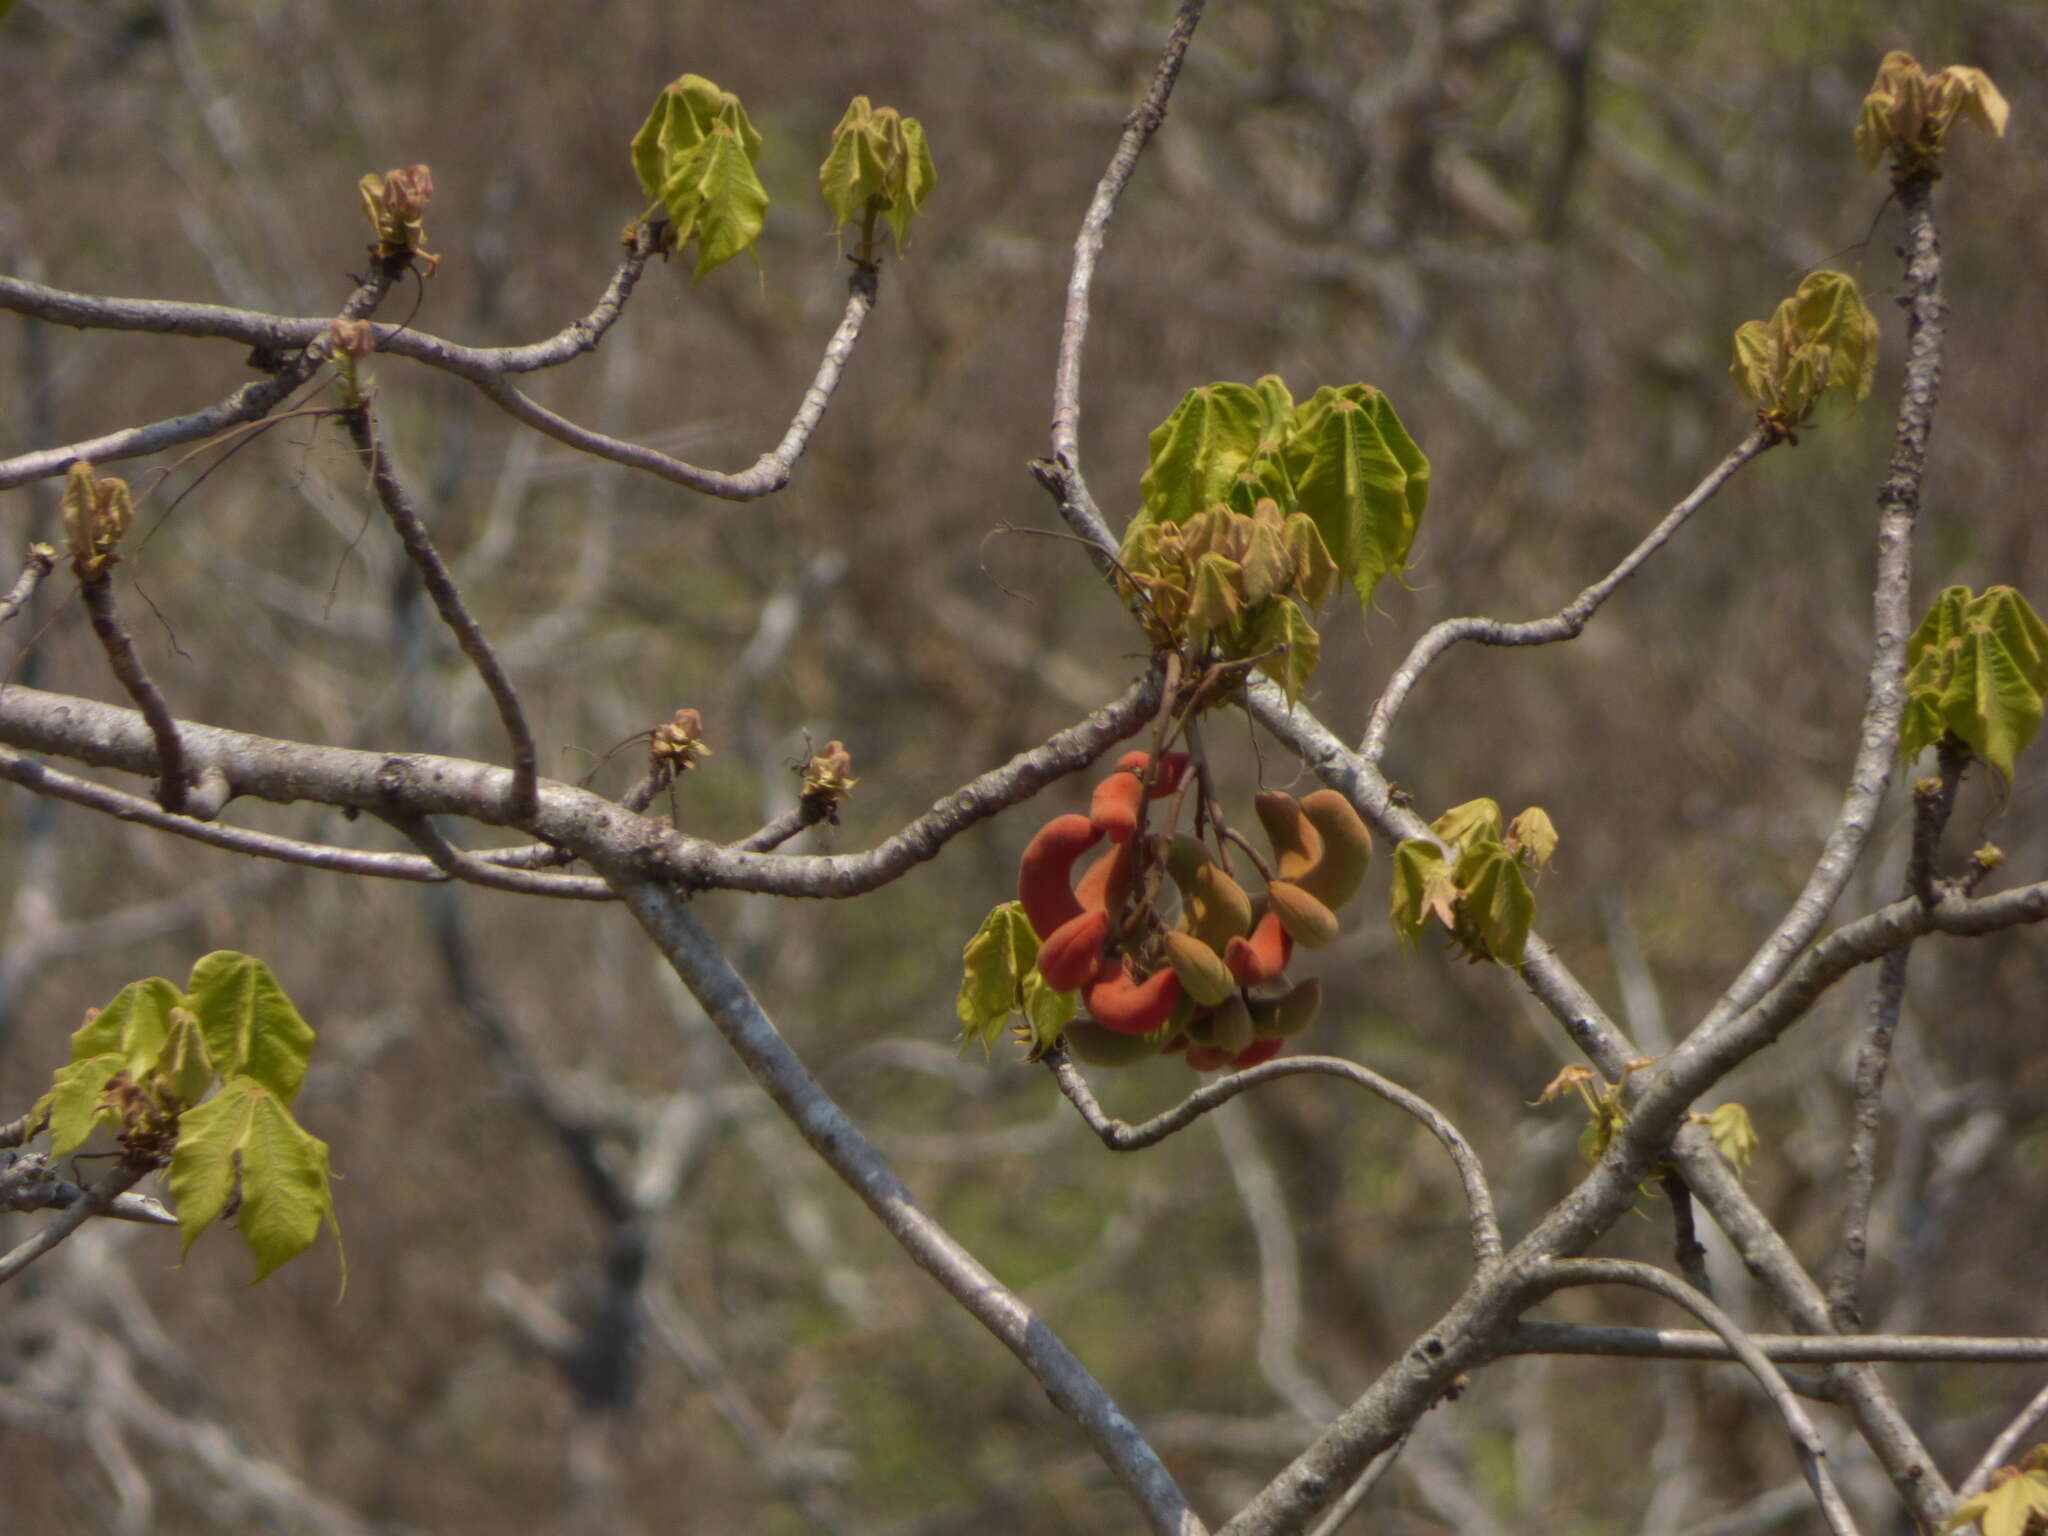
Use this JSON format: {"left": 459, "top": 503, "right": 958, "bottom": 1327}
{"left": 186, "top": 951, "right": 315, "bottom": 1105}
{"left": 1901, "top": 585, "right": 2048, "bottom": 783}
{"left": 169, "top": 1076, "right": 341, "bottom": 1284}
{"left": 1704, "top": 1102, "right": 1759, "bottom": 1179}
{"left": 1139, "top": 383, "right": 1269, "bottom": 529}
{"left": 1941, "top": 1468, "right": 2048, "bottom": 1536}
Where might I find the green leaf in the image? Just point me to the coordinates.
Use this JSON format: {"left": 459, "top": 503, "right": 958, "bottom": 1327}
{"left": 150, "top": 1008, "right": 217, "bottom": 1114}
{"left": 1248, "top": 600, "right": 1321, "bottom": 707}
{"left": 1941, "top": 1469, "right": 2048, "bottom": 1536}
{"left": 1021, "top": 971, "right": 1078, "bottom": 1053}
{"left": 631, "top": 74, "right": 768, "bottom": 278}
{"left": 186, "top": 951, "right": 315, "bottom": 1105}
{"left": 1139, "top": 383, "right": 1269, "bottom": 529}
{"left": 819, "top": 96, "right": 937, "bottom": 255}
{"left": 1730, "top": 272, "right": 1878, "bottom": 423}
{"left": 1187, "top": 551, "right": 1246, "bottom": 636}
{"left": 1432, "top": 798, "right": 1503, "bottom": 851}
{"left": 1703, "top": 1102, "right": 1759, "bottom": 1179}
{"left": 1390, "top": 839, "right": 1455, "bottom": 946}
{"left": 670, "top": 126, "right": 771, "bottom": 279}
{"left": 1458, "top": 844, "right": 1534, "bottom": 965}
{"left": 169, "top": 1077, "right": 341, "bottom": 1284}
{"left": 1283, "top": 385, "right": 1430, "bottom": 615}
{"left": 40, "top": 1051, "right": 128, "bottom": 1155}
{"left": 959, "top": 901, "right": 1074, "bottom": 1053}
{"left": 70, "top": 976, "right": 182, "bottom": 1077}
{"left": 1901, "top": 585, "right": 2048, "bottom": 782}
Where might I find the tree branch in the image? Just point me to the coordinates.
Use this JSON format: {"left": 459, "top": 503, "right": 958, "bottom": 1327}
{"left": 344, "top": 403, "right": 539, "bottom": 821}
{"left": 0, "top": 260, "right": 403, "bottom": 490}
{"left": 609, "top": 875, "right": 1209, "bottom": 1536}
{"left": 1038, "top": 0, "right": 1208, "bottom": 553}
{"left": 1047, "top": 1047, "right": 1501, "bottom": 1265}
{"left": 1531, "top": 1259, "right": 1860, "bottom": 1536}
{"left": 1361, "top": 427, "right": 1770, "bottom": 762}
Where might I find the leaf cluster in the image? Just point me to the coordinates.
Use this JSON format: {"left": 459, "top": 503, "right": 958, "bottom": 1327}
{"left": 1390, "top": 799, "right": 1556, "bottom": 966}
{"left": 958, "top": 900, "right": 1076, "bottom": 1053}
{"left": 357, "top": 164, "right": 438, "bottom": 275}
{"left": 1121, "top": 376, "right": 1427, "bottom": 701}
{"left": 1900, "top": 585, "right": 2048, "bottom": 786}
{"left": 60, "top": 460, "right": 132, "bottom": 577}
{"left": 1857, "top": 52, "right": 2010, "bottom": 180}
{"left": 1729, "top": 271, "right": 1878, "bottom": 436}
{"left": 36, "top": 953, "right": 339, "bottom": 1284}
{"left": 1943, "top": 1447, "right": 2048, "bottom": 1536}
{"left": 631, "top": 75, "right": 771, "bottom": 280}
{"left": 819, "top": 96, "right": 936, "bottom": 258}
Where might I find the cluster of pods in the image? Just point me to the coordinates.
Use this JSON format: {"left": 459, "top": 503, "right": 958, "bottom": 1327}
{"left": 1020, "top": 751, "right": 1373, "bottom": 1070}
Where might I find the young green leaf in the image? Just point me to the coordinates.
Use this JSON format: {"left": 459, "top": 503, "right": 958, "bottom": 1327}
{"left": 1729, "top": 271, "right": 1878, "bottom": 428}
{"left": 1900, "top": 585, "right": 2048, "bottom": 783}
{"left": 819, "top": 96, "right": 937, "bottom": 255}
{"left": 1283, "top": 384, "right": 1430, "bottom": 615}
{"left": 1940, "top": 1464, "right": 2048, "bottom": 1536}
{"left": 40, "top": 1051, "right": 129, "bottom": 1154}
{"left": 186, "top": 951, "right": 316, "bottom": 1105}
{"left": 629, "top": 74, "right": 769, "bottom": 279}
{"left": 1701, "top": 1102, "right": 1759, "bottom": 1179}
{"left": 1138, "top": 383, "right": 1269, "bottom": 529}
{"left": 1456, "top": 842, "right": 1534, "bottom": 965}
{"left": 1390, "top": 839, "right": 1457, "bottom": 946}
{"left": 958, "top": 901, "right": 1074, "bottom": 1053}
{"left": 1247, "top": 599, "right": 1321, "bottom": 708}
{"left": 169, "top": 1077, "right": 341, "bottom": 1285}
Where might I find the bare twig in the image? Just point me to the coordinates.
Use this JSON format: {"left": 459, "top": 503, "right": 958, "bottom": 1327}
{"left": 1047, "top": 1048, "right": 1501, "bottom": 1266}
{"left": 1504, "top": 1323, "right": 2048, "bottom": 1367}
{"left": 0, "top": 668, "right": 1165, "bottom": 898}
{"left": 0, "top": 261, "right": 403, "bottom": 490}
{"left": 470, "top": 262, "right": 877, "bottom": 500}
{"left": 1532, "top": 1259, "right": 1861, "bottom": 1536}
{"left": 1661, "top": 1170, "right": 1712, "bottom": 1299}
{"left": 1360, "top": 428, "right": 1770, "bottom": 762}
{"left": 0, "top": 1159, "right": 153, "bottom": 1287}
{"left": 1961, "top": 1379, "right": 2048, "bottom": 1498}
{"left": 610, "top": 877, "right": 1208, "bottom": 1536}
{"left": 1688, "top": 172, "right": 1946, "bottom": 1049}
{"left": 0, "top": 544, "right": 54, "bottom": 624}
{"left": 76, "top": 569, "right": 192, "bottom": 815}
{"left": 344, "top": 405, "right": 539, "bottom": 821}
{"left": 1828, "top": 737, "right": 1966, "bottom": 1331}
{"left": 1038, "top": 0, "right": 1208, "bottom": 552}
{"left": 0, "top": 746, "right": 612, "bottom": 897}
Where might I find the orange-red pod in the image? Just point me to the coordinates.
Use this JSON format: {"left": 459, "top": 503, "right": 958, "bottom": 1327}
{"left": 1089, "top": 771, "right": 1146, "bottom": 842}
{"left": 1074, "top": 836, "right": 1137, "bottom": 915}
{"left": 1114, "top": 749, "right": 1192, "bottom": 799}
{"left": 1224, "top": 908, "right": 1293, "bottom": 987}
{"left": 1019, "top": 814, "right": 1103, "bottom": 939}
{"left": 1086, "top": 964, "right": 1182, "bottom": 1036}
{"left": 1037, "top": 909, "right": 1112, "bottom": 991}
{"left": 1037, "top": 909, "right": 1111, "bottom": 991}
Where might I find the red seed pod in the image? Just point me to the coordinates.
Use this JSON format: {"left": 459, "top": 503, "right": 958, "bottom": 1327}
{"left": 1018, "top": 814, "right": 1103, "bottom": 939}
{"left": 1085, "top": 964, "right": 1182, "bottom": 1036}
{"left": 1114, "top": 749, "right": 1191, "bottom": 799}
{"left": 1185, "top": 1043, "right": 1234, "bottom": 1072}
{"left": 1073, "top": 836, "right": 1138, "bottom": 915}
{"left": 1089, "top": 771, "right": 1146, "bottom": 842}
{"left": 1223, "top": 908, "right": 1293, "bottom": 987}
{"left": 1036, "top": 909, "right": 1112, "bottom": 992}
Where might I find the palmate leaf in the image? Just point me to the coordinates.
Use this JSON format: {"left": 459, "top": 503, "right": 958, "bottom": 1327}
{"left": 1901, "top": 585, "right": 2048, "bottom": 783}
{"left": 169, "top": 1077, "right": 341, "bottom": 1285}
{"left": 958, "top": 901, "right": 1075, "bottom": 1054}
{"left": 186, "top": 951, "right": 315, "bottom": 1105}
{"left": 1138, "top": 383, "right": 1269, "bottom": 528}
{"left": 1283, "top": 385, "right": 1430, "bottom": 615}
{"left": 1246, "top": 599, "right": 1320, "bottom": 707}
{"left": 1941, "top": 1467, "right": 2048, "bottom": 1536}
{"left": 630, "top": 74, "right": 768, "bottom": 279}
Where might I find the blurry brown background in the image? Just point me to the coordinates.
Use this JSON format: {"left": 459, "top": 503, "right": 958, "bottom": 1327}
{"left": 3, "top": 2, "right": 2046, "bottom": 1532}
